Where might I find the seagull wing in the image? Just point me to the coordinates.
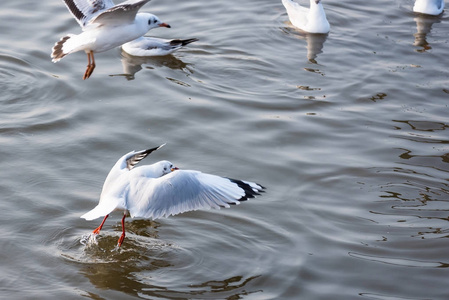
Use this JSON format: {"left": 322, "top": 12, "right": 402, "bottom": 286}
{"left": 100, "top": 144, "right": 165, "bottom": 199}
{"left": 126, "top": 170, "right": 264, "bottom": 219}
{"left": 62, "top": 0, "right": 116, "bottom": 28}
{"left": 123, "top": 37, "right": 199, "bottom": 56}
{"left": 282, "top": 0, "right": 309, "bottom": 29}
{"left": 126, "top": 143, "right": 165, "bottom": 171}
{"left": 90, "top": 0, "right": 152, "bottom": 25}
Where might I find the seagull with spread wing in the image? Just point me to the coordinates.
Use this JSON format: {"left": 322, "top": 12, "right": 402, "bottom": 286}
{"left": 51, "top": 0, "right": 171, "bottom": 79}
{"left": 81, "top": 144, "right": 265, "bottom": 247}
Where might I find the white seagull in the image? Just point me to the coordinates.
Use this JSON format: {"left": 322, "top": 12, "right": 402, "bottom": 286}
{"left": 51, "top": 0, "right": 171, "bottom": 80}
{"left": 413, "top": 0, "right": 445, "bottom": 15}
{"left": 282, "top": 0, "right": 330, "bottom": 34}
{"left": 122, "top": 37, "right": 198, "bottom": 56}
{"left": 81, "top": 144, "right": 265, "bottom": 247}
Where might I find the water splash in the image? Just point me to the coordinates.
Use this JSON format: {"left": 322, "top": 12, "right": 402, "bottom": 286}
{"left": 80, "top": 232, "right": 98, "bottom": 247}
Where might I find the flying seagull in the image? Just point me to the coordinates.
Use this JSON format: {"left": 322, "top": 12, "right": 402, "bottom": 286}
{"left": 51, "top": 0, "right": 170, "bottom": 79}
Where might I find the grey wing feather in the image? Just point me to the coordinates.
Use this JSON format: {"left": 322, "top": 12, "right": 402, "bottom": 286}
{"left": 90, "top": 0, "right": 152, "bottom": 25}
{"left": 62, "top": 0, "right": 115, "bottom": 27}
{"left": 127, "top": 170, "right": 264, "bottom": 219}
{"left": 126, "top": 143, "right": 165, "bottom": 170}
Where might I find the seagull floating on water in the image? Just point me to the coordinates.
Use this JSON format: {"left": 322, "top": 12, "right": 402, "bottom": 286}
{"left": 81, "top": 144, "right": 265, "bottom": 247}
{"left": 413, "top": 0, "right": 445, "bottom": 15}
{"left": 122, "top": 37, "right": 198, "bottom": 56}
{"left": 282, "top": 0, "right": 330, "bottom": 34}
{"left": 51, "top": 0, "right": 171, "bottom": 79}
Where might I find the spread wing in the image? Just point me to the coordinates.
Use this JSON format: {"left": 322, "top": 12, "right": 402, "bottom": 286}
{"left": 90, "top": 0, "right": 152, "bottom": 26}
{"left": 126, "top": 143, "right": 165, "bottom": 171}
{"left": 62, "top": 0, "right": 116, "bottom": 27}
{"left": 126, "top": 170, "right": 265, "bottom": 219}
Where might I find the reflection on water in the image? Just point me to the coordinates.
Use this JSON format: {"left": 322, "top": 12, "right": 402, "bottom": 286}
{"left": 281, "top": 25, "right": 328, "bottom": 64}
{"left": 365, "top": 118, "right": 449, "bottom": 241}
{"left": 349, "top": 252, "right": 449, "bottom": 268}
{"left": 112, "top": 50, "right": 194, "bottom": 80}
{"left": 413, "top": 14, "right": 442, "bottom": 51}
{"left": 305, "top": 33, "right": 328, "bottom": 64}
{"left": 61, "top": 219, "right": 264, "bottom": 298}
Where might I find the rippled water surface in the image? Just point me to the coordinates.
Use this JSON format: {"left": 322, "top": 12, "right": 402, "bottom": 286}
{"left": 1, "top": 0, "right": 448, "bottom": 299}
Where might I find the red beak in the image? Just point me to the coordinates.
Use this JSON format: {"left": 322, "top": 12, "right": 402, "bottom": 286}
{"left": 159, "top": 23, "right": 171, "bottom": 28}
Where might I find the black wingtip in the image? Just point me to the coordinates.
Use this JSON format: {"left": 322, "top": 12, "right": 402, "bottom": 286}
{"left": 170, "top": 38, "right": 199, "bottom": 47}
{"left": 144, "top": 143, "right": 165, "bottom": 154}
{"left": 228, "top": 178, "right": 265, "bottom": 202}
{"left": 126, "top": 144, "right": 166, "bottom": 170}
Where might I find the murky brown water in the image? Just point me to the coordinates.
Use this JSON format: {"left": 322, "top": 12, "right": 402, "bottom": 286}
{"left": 1, "top": 0, "right": 448, "bottom": 299}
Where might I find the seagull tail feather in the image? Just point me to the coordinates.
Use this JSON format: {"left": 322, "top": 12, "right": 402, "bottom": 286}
{"left": 51, "top": 34, "right": 73, "bottom": 63}
{"left": 80, "top": 197, "right": 121, "bottom": 221}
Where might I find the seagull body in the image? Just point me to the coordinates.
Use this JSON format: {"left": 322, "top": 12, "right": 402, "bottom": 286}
{"left": 282, "top": 0, "right": 330, "bottom": 34}
{"left": 51, "top": 0, "right": 170, "bottom": 79}
{"left": 81, "top": 144, "right": 265, "bottom": 246}
{"left": 122, "top": 37, "right": 198, "bottom": 56}
{"left": 413, "top": 0, "right": 445, "bottom": 15}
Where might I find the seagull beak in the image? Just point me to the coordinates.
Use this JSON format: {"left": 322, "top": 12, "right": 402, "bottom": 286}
{"left": 159, "top": 23, "right": 171, "bottom": 28}
{"left": 171, "top": 167, "right": 179, "bottom": 172}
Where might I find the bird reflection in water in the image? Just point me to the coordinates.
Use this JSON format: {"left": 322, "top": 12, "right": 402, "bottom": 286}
{"left": 282, "top": 25, "right": 328, "bottom": 64}
{"left": 413, "top": 13, "right": 442, "bottom": 52}
{"left": 110, "top": 50, "right": 194, "bottom": 80}
{"left": 80, "top": 251, "right": 262, "bottom": 299}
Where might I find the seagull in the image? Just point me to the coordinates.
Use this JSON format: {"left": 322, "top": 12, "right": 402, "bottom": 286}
{"left": 51, "top": 0, "right": 171, "bottom": 80}
{"left": 282, "top": 0, "right": 330, "bottom": 34}
{"left": 122, "top": 37, "right": 198, "bottom": 56}
{"left": 81, "top": 144, "right": 265, "bottom": 247}
{"left": 413, "top": 0, "right": 445, "bottom": 15}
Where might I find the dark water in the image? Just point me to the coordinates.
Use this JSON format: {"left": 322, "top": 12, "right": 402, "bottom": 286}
{"left": 1, "top": 0, "right": 448, "bottom": 299}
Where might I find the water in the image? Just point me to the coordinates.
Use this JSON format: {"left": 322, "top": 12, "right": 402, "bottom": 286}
{"left": 1, "top": 0, "right": 448, "bottom": 299}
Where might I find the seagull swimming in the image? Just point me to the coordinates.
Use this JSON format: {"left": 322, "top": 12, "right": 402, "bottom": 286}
{"left": 81, "top": 144, "right": 265, "bottom": 247}
{"left": 413, "top": 0, "right": 445, "bottom": 15}
{"left": 51, "top": 0, "right": 171, "bottom": 79}
{"left": 122, "top": 37, "right": 198, "bottom": 56}
{"left": 282, "top": 0, "right": 330, "bottom": 34}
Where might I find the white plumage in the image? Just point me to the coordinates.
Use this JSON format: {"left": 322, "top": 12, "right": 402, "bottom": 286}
{"left": 81, "top": 144, "right": 265, "bottom": 246}
{"left": 282, "top": 0, "right": 330, "bottom": 34}
{"left": 122, "top": 37, "right": 198, "bottom": 56}
{"left": 51, "top": 0, "right": 171, "bottom": 79}
{"left": 413, "top": 0, "right": 445, "bottom": 15}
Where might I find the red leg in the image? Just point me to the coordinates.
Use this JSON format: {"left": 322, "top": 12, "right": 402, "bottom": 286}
{"left": 92, "top": 214, "right": 109, "bottom": 235}
{"left": 117, "top": 213, "right": 127, "bottom": 247}
{"left": 83, "top": 51, "right": 96, "bottom": 80}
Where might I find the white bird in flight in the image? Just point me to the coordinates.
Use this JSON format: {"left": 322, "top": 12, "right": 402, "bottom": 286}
{"left": 413, "top": 0, "right": 445, "bottom": 15}
{"left": 51, "top": 0, "right": 171, "bottom": 80}
{"left": 122, "top": 37, "right": 198, "bottom": 56}
{"left": 282, "top": 0, "right": 330, "bottom": 34}
{"left": 81, "top": 144, "right": 265, "bottom": 247}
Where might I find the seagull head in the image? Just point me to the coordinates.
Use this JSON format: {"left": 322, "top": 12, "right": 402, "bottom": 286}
{"left": 142, "top": 13, "right": 171, "bottom": 30}
{"left": 155, "top": 160, "right": 178, "bottom": 176}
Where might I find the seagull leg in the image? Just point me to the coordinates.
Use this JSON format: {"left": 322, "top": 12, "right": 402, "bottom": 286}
{"left": 117, "top": 212, "right": 127, "bottom": 247}
{"left": 92, "top": 214, "right": 109, "bottom": 235}
{"left": 83, "top": 51, "right": 96, "bottom": 80}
